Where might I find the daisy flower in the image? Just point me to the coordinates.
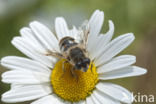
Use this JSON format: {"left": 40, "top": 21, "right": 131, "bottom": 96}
{"left": 1, "top": 10, "right": 147, "bottom": 104}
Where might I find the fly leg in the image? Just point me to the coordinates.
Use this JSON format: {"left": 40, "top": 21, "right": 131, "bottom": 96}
{"left": 45, "top": 51, "right": 63, "bottom": 59}
{"left": 62, "top": 60, "right": 68, "bottom": 72}
{"left": 70, "top": 67, "right": 78, "bottom": 82}
{"left": 60, "top": 60, "right": 68, "bottom": 78}
{"left": 90, "top": 63, "right": 93, "bottom": 74}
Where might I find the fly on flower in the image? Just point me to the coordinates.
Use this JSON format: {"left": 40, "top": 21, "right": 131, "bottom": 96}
{"left": 46, "top": 24, "right": 91, "bottom": 78}
{"left": 1, "top": 10, "right": 147, "bottom": 104}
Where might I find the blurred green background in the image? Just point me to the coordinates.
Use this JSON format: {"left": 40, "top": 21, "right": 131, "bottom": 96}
{"left": 0, "top": 0, "right": 156, "bottom": 104}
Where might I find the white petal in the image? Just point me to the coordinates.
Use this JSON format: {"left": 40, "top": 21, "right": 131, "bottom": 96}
{"left": 11, "top": 37, "right": 55, "bottom": 68}
{"left": 92, "top": 90, "right": 120, "bottom": 104}
{"left": 96, "top": 82, "right": 133, "bottom": 103}
{"left": 1, "top": 56, "right": 50, "bottom": 73}
{"left": 88, "top": 10, "right": 104, "bottom": 37}
{"left": 20, "top": 27, "right": 58, "bottom": 64}
{"left": 29, "top": 21, "right": 59, "bottom": 52}
{"left": 97, "top": 55, "right": 136, "bottom": 74}
{"left": 103, "top": 20, "right": 114, "bottom": 42}
{"left": 94, "top": 33, "right": 135, "bottom": 66}
{"left": 73, "top": 101, "right": 85, "bottom": 104}
{"left": 88, "top": 20, "right": 114, "bottom": 60}
{"left": 1, "top": 84, "right": 52, "bottom": 103}
{"left": 20, "top": 27, "right": 46, "bottom": 52}
{"left": 55, "top": 17, "right": 70, "bottom": 40}
{"left": 87, "top": 34, "right": 99, "bottom": 60}
{"left": 11, "top": 84, "right": 24, "bottom": 89}
{"left": 70, "top": 26, "right": 80, "bottom": 42}
{"left": 98, "top": 66, "right": 147, "bottom": 80}
{"left": 87, "top": 10, "right": 104, "bottom": 53}
{"left": 2, "top": 70, "right": 50, "bottom": 84}
{"left": 86, "top": 96, "right": 94, "bottom": 104}
{"left": 31, "top": 95, "right": 66, "bottom": 104}
{"left": 91, "top": 94, "right": 101, "bottom": 104}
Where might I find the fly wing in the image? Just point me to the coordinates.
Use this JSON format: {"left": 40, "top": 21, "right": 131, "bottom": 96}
{"left": 79, "top": 20, "right": 90, "bottom": 49}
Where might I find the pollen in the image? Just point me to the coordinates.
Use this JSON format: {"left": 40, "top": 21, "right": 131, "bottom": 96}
{"left": 51, "top": 59, "right": 98, "bottom": 102}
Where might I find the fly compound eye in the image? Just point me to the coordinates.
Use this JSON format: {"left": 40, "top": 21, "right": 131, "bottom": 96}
{"left": 83, "top": 58, "right": 90, "bottom": 64}
{"left": 75, "top": 62, "right": 82, "bottom": 70}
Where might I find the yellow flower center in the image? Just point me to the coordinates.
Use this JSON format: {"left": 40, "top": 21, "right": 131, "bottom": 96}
{"left": 51, "top": 59, "right": 98, "bottom": 102}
